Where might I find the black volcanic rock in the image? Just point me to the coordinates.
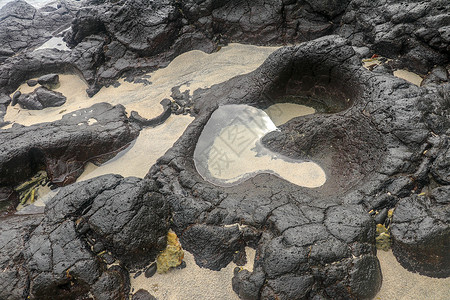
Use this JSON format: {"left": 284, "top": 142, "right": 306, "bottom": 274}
{"left": 37, "top": 74, "right": 60, "bottom": 89}
{"left": 0, "top": 174, "right": 169, "bottom": 300}
{"left": 181, "top": 224, "right": 244, "bottom": 270}
{"left": 0, "top": 215, "right": 42, "bottom": 300}
{"left": 0, "top": 0, "right": 447, "bottom": 109}
{"left": 391, "top": 186, "right": 450, "bottom": 278}
{"left": 129, "top": 98, "right": 172, "bottom": 128}
{"left": 0, "top": 0, "right": 80, "bottom": 58}
{"left": 0, "top": 0, "right": 449, "bottom": 299}
{"left": 0, "top": 102, "right": 139, "bottom": 186}
{"left": 132, "top": 289, "right": 157, "bottom": 300}
{"left": 0, "top": 94, "right": 11, "bottom": 121}
{"left": 91, "top": 266, "right": 130, "bottom": 300}
{"left": 17, "top": 92, "right": 43, "bottom": 110}
{"left": 145, "top": 35, "right": 450, "bottom": 298}
{"left": 0, "top": 187, "right": 18, "bottom": 214}
{"left": 431, "top": 137, "right": 450, "bottom": 184}
{"left": 16, "top": 87, "right": 67, "bottom": 110}
{"left": 27, "top": 79, "right": 38, "bottom": 87}
{"left": 34, "top": 87, "right": 66, "bottom": 107}
{"left": 148, "top": 37, "right": 389, "bottom": 299}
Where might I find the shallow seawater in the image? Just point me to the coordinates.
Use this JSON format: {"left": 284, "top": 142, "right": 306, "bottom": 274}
{"left": 194, "top": 104, "right": 326, "bottom": 188}
{"left": 264, "top": 102, "right": 316, "bottom": 125}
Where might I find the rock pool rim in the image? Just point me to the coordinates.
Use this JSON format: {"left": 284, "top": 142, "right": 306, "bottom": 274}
{"left": 253, "top": 47, "right": 362, "bottom": 115}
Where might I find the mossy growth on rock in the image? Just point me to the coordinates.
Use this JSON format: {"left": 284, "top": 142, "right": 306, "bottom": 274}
{"left": 156, "top": 230, "right": 184, "bottom": 273}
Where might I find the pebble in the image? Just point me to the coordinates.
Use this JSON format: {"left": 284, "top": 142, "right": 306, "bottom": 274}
{"left": 27, "top": 79, "right": 38, "bottom": 87}
{"left": 144, "top": 263, "right": 157, "bottom": 278}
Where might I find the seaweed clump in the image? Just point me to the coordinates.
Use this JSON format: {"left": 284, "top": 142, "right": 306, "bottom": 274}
{"left": 14, "top": 170, "right": 48, "bottom": 210}
{"left": 375, "top": 209, "right": 394, "bottom": 251}
{"left": 156, "top": 230, "right": 184, "bottom": 273}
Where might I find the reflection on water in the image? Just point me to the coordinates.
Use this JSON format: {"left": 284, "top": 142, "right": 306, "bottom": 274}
{"left": 194, "top": 104, "right": 326, "bottom": 188}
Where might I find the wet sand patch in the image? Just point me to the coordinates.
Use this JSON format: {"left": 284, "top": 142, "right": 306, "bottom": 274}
{"left": 77, "top": 115, "right": 194, "bottom": 181}
{"left": 393, "top": 69, "right": 423, "bottom": 86}
{"left": 375, "top": 250, "right": 450, "bottom": 300}
{"left": 131, "top": 247, "right": 255, "bottom": 300}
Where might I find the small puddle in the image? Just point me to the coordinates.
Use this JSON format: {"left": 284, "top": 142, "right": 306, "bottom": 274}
{"left": 34, "top": 36, "right": 70, "bottom": 52}
{"left": 194, "top": 104, "right": 326, "bottom": 188}
{"left": 264, "top": 103, "right": 315, "bottom": 126}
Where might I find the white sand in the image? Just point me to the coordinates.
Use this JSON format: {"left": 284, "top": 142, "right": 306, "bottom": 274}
{"left": 76, "top": 115, "right": 194, "bottom": 181}
{"left": 375, "top": 250, "right": 450, "bottom": 300}
{"left": 393, "top": 69, "right": 423, "bottom": 86}
{"left": 131, "top": 247, "right": 255, "bottom": 300}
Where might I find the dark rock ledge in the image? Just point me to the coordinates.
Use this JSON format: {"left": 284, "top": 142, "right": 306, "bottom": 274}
{"left": 0, "top": 174, "right": 169, "bottom": 300}
{"left": 0, "top": 0, "right": 448, "bottom": 299}
{"left": 142, "top": 36, "right": 448, "bottom": 299}
{"left": 0, "top": 102, "right": 139, "bottom": 187}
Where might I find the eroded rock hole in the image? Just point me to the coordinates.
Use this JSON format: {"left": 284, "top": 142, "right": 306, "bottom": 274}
{"left": 261, "top": 56, "right": 359, "bottom": 114}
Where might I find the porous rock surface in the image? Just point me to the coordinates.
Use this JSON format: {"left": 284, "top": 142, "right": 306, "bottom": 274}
{"left": 16, "top": 86, "right": 67, "bottom": 110}
{"left": 0, "top": 0, "right": 80, "bottom": 61}
{"left": 0, "top": 0, "right": 448, "bottom": 299}
{"left": 0, "top": 102, "right": 139, "bottom": 186}
{"left": 0, "top": 174, "right": 169, "bottom": 300}
{"left": 145, "top": 35, "right": 449, "bottom": 298}
{"left": 391, "top": 185, "right": 450, "bottom": 278}
{"left": 1, "top": 0, "right": 448, "bottom": 109}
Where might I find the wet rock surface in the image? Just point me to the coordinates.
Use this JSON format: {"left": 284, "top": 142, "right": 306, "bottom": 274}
{"left": 0, "top": 102, "right": 139, "bottom": 186}
{"left": 132, "top": 289, "right": 157, "bottom": 300}
{"left": 0, "top": 0, "right": 80, "bottom": 61}
{"left": 0, "top": 174, "right": 169, "bottom": 300}
{"left": 16, "top": 86, "right": 67, "bottom": 110}
{"left": 391, "top": 185, "right": 450, "bottom": 278}
{"left": 0, "top": 0, "right": 448, "bottom": 107}
{"left": 144, "top": 36, "right": 449, "bottom": 298}
{"left": 130, "top": 98, "right": 172, "bottom": 129}
{"left": 0, "top": 0, "right": 448, "bottom": 299}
